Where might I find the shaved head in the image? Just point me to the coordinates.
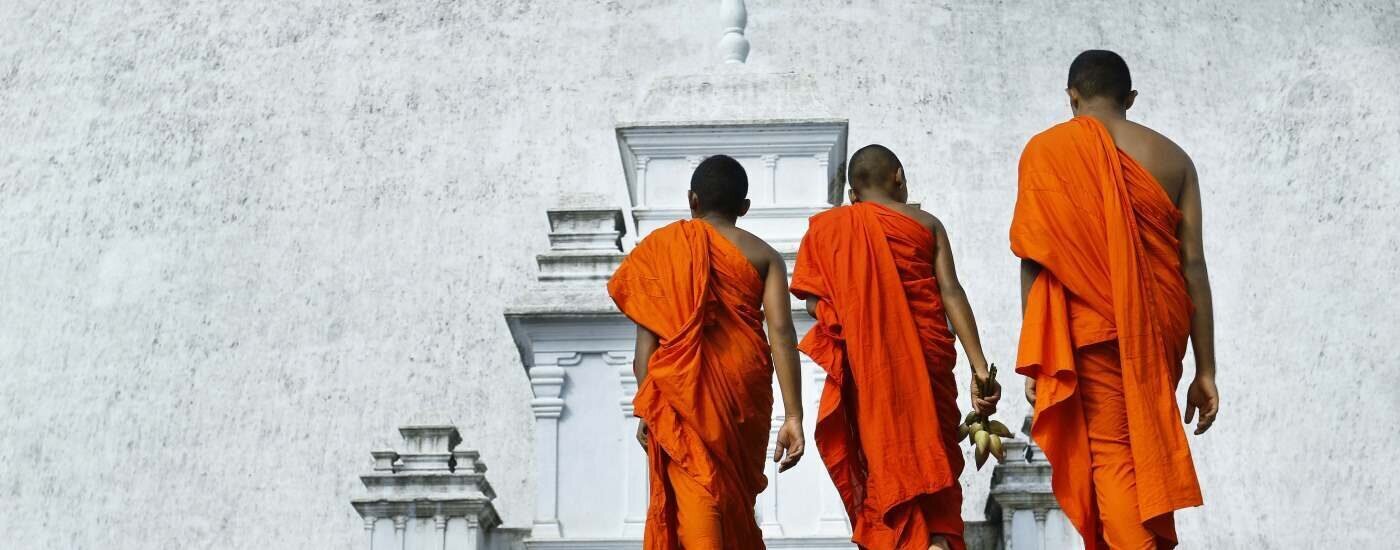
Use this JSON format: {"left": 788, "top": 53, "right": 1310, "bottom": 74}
{"left": 848, "top": 144, "right": 903, "bottom": 191}
{"left": 689, "top": 154, "right": 749, "bottom": 217}
{"left": 1068, "top": 49, "right": 1133, "bottom": 105}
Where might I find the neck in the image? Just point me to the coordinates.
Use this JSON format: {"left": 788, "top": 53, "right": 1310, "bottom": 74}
{"left": 853, "top": 189, "right": 902, "bottom": 206}
{"left": 693, "top": 212, "right": 738, "bottom": 226}
{"left": 1077, "top": 101, "right": 1127, "bottom": 121}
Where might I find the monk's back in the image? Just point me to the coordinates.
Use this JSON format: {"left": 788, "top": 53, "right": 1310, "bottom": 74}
{"left": 1096, "top": 117, "right": 1191, "bottom": 204}
{"left": 709, "top": 223, "right": 774, "bottom": 280}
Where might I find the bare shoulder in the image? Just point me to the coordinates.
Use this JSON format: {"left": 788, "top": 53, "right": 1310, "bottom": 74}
{"left": 1131, "top": 121, "right": 1191, "bottom": 164}
{"left": 1113, "top": 120, "right": 1194, "bottom": 200}
{"left": 901, "top": 203, "right": 941, "bottom": 236}
{"left": 881, "top": 202, "right": 933, "bottom": 232}
{"left": 725, "top": 225, "right": 781, "bottom": 276}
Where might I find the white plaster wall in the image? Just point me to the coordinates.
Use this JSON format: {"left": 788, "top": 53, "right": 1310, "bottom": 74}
{"left": 0, "top": 1, "right": 1396, "bottom": 548}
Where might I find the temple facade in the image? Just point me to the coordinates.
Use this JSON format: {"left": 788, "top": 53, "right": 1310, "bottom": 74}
{"left": 3, "top": 1, "right": 1396, "bottom": 549}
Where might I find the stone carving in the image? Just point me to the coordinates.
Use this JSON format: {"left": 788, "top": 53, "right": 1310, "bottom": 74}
{"left": 615, "top": 120, "right": 849, "bottom": 250}
{"left": 352, "top": 426, "right": 500, "bottom": 550}
{"left": 718, "top": 0, "right": 750, "bottom": 64}
{"left": 986, "top": 415, "right": 1080, "bottom": 549}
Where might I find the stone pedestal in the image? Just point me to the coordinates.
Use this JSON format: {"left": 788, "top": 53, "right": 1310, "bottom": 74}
{"left": 352, "top": 426, "right": 501, "bottom": 550}
{"left": 986, "top": 415, "right": 1083, "bottom": 550}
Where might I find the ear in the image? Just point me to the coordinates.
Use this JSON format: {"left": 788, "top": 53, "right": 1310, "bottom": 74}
{"left": 895, "top": 167, "right": 907, "bottom": 189}
{"left": 848, "top": 188, "right": 860, "bottom": 204}
{"left": 1066, "top": 87, "right": 1081, "bottom": 113}
{"left": 688, "top": 190, "right": 700, "bottom": 212}
{"left": 737, "top": 199, "right": 751, "bottom": 217}
{"left": 1123, "top": 90, "right": 1138, "bottom": 111}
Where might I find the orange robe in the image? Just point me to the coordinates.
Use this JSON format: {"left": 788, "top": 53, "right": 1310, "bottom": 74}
{"left": 1011, "top": 116, "right": 1203, "bottom": 549}
{"left": 607, "top": 220, "right": 773, "bottom": 550}
{"left": 792, "top": 202, "right": 965, "bottom": 550}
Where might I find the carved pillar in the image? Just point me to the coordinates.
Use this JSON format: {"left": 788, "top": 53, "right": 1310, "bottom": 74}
{"left": 363, "top": 516, "right": 377, "bottom": 550}
{"left": 609, "top": 351, "right": 648, "bottom": 537}
{"left": 1033, "top": 508, "right": 1048, "bottom": 550}
{"left": 634, "top": 156, "right": 651, "bottom": 207}
{"left": 812, "top": 368, "right": 850, "bottom": 535}
{"left": 718, "top": 0, "right": 750, "bottom": 63}
{"left": 761, "top": 154, "right": 779, "bottom": 204}
{"left": 393, "top": 515, "right": 408, "bottom": 550}
{"left": 462, "top": 515, "right": 483, "bottom": 550}
{"left": 529, "top": 353, "right": 576, "bottom": 538}
{"left": 430, "top": 515, "right": 447, "bottom": 550}
{"left": 1002, "top": 509, "right": 1015, "bottom": 550}
{"left": 757, "top": 414, "right": 785, "bottom": 535}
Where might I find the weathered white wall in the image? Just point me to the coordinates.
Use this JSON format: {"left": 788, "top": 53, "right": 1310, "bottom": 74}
{"left": 1, "top": 1, "right": 1396, "bottom": 548}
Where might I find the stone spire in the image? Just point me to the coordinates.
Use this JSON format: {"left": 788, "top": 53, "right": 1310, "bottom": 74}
{"left": 718, "top": 0, "right": 749, "bottom": 63}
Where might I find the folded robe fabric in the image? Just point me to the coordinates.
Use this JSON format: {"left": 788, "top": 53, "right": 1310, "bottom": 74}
{"left": 792, "top": 202, "right": 965, "bottom": 550}
{"left": 608, "top": 220, "right": 773, "bottom": 550}
{"left": 1011, "top": 116, "right": 1203, "bottom": 549}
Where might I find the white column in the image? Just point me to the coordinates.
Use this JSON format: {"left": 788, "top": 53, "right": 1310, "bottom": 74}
{"left": 761, "top": 154, "right": 779, "bottom": 205}
{"left": 609, "top": 351, "right": 648, "bottom": 537}
{"left": 393, "top": 516, "right": 408, "bottom": 550}
{"left": 814, "top": 152, "right": 832, "bottom": 205}
{"left": 635, "top": 156, "right": 650, "bottom": 207}
{"left": 462, "top": 516, "right": 482, "bottom": 550}
{"left": 432, "top": 515, "right": 447, "bottom": 550}
{"left": 1034, "top": 508, "right": 1048, "bottom": 550}
{"left": 812, "top": 368, "right": 850, "bottom": 535}
{"left": 1002, "top": 509, "right": 1016, "bottom": 550}
{"left": 758, "top": 414, "right": 784, "bottom": 536}
{"left": 529, "top": 353, "right": 575, "bottom": 538}
{"left": 718, "top": 0, "right": 750, "bottom": 63}
{"left": 363, "top": 516, "right": 377, "bottom": 550}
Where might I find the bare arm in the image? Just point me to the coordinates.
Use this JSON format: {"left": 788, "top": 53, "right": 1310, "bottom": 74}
{"left": 1020, "top": 259, "right": 1042, "bottom": 406}
{"left": 934, "top": 219, "right": 989, "bottom": 374}
{"left": 632, "top": 325, "right": 658, "bottom": 383}
{"left": 1178, "top": 160, "right": 1219, "bottom": 434}
{"left": 762, "top": 251, "right": 806, "bottom": 471}
{"left": 932, "top": 219, "right": 999, "bottom": 414}
{"left": 631, "top": 325, "right": 659, "bottom": 449}
{"left": 1020, "top": 259, "right": 1041, "bottom": 315}
{"left": 805, "top": 297, "right": 819, "bottom": 318}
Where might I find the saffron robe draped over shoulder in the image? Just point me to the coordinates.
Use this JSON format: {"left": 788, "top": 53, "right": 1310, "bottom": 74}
{"left": 792, "top": 202, "right": 965, "bottom": 550}
{"left": 607, "top": 220, "right": 773, "bottom": 550}
{"left": 1011, "top": 116, "right": 1202, "bottom": 548}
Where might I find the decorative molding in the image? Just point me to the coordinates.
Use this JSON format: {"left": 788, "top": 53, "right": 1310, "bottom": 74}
{"left": 362, "top": 516, "right": 376, "bottom": 550}
{"left": 528, "top": 365, "right": 568, "bottom": 538}
{"left": 393, "top": 515, "right": 408, "bottom": 550}
{"left": 529, "top": 366, "right": 567, "bottom": 419}
{"left": 761, "top": 153, "right": 779, "bottom": 204}
{"left": 545, "top": 208, "right": 625, "bottom": 253}
{"left": 615, "top": 120, "right": 848, "bottom": 245}
{"left": 602, "top": 351, "right": 634, "bottom": 366}
{"left": 635, "top": 156, "right": 651, "bottom": 207}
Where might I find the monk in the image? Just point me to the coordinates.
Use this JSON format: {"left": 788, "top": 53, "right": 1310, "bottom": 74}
{"left": 1013, "top": 50, "right": 1220, "bottom": 549}
{"left": 792, "top": 144, "right": 1001, "bottom": 550}
{"left": 608, "top": 154, "right": 806, "bottom": 549}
